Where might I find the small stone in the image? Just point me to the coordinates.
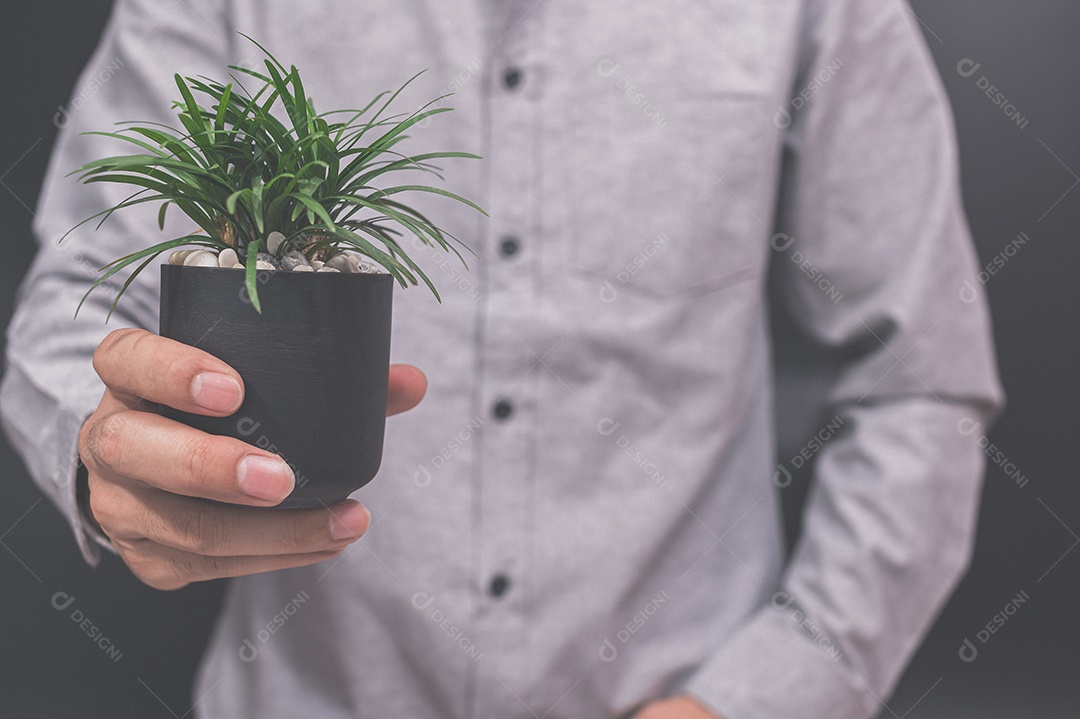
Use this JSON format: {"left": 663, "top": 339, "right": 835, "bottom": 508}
{"left": 345, "top": 252, "right": 380, "bottom": 274}
{"left": 218, "top": 248, "right": 239, "bottom": 267}
{"left": 257, "top": 252, "right": 279, "bottom": 268}
{"left": 230, "top": 263, "right": 245, "bottom": 269}
{"left": 184, "top": 250, "right": 218, "bottom": 267}
{"left": 292, "top": 264, "right": 314, "bottom": 272}
{"left": 256, "top": 260, "right": 276, "bottom": 271}
{"left": 310, "top": 260, "right": 325, "bottom": 270}
{"left": 266, "top": 231, "right": 287, "bottom": 255}
{"left": 279, "top": 249, "right": 310, "bottom": 271}
{"left": 326, "top": 253, "right": 356, "bottom": 273}
{"left": 317, "top": 266, "right": 341, "bottom": 273}
{"left": 169, "top": 250, "right": 193, "bottom": 265}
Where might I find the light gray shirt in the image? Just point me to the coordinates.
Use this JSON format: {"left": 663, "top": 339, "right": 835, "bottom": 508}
{"left": 0, "top": 1, "right": 1005, "bottom": 718}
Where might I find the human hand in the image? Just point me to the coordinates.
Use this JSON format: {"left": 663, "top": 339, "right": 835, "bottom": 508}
{"left": 78, "top": 328, "right": 426, "bottom": 590}
{"left": 631, "top": 695, "right": 722, "bottom": 719}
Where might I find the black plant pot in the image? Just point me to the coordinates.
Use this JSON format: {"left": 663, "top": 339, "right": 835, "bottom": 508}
{"left": 159, "top": 264, "right": 393, "bottom": 508}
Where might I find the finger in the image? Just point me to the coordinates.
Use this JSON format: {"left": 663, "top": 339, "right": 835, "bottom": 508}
{"left": 84, "top": 409, "right": 295, "bottom": 505}
{"left": 387, "top": 364, "right": 426, "bottom": 416}
{"left": 128, "top": 542, "right": 347, "bottom": 591}
{"left": 93, "top": 328, "right": 244, "bottom": 416}
{"left": 106, "top": 486, "right": 371, "bottom": 556}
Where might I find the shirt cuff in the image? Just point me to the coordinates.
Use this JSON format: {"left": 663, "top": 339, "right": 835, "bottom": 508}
{"left": 679, "top": 602, "right": 877, "bottom": 719}
{"left": 59, "top": 406, "right": 118, "bottom": 566}
{"left": 75, "top": 455, "right": 119, "bottom": 559}
{"left": 1, "top": 359, "right": 116, "bottom": 567}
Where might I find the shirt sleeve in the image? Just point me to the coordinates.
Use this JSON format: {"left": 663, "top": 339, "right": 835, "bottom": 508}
{"left": 680, "top": 2, "right": 1005, "bottom": 717}
{"left": 0, "top": 0, "right": 230, "bottom": 567}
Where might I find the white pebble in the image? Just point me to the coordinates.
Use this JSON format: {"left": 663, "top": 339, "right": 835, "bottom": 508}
{"left": 184, "top": 250, "right": 218, "bottom": 267}
{"left": 230, "top": 263, "right": 244, "bottom": 269}
{"left": 256, "top": 260, "right": 276, "bottom": 270}
{"left": 349, "top": 254, "right": 381, "bottom": 274}
{"left": 317, "top": 266, "right": 340, "bottom": 273}
{"left": 218, "top": 248, "right": 239, "bottom": 267}
{"left": 292, "top": 264, "right": 314, "bottom": 272}
{"left": 266, "top": 231, "right": 286, "bottom": 254}
{"left": 326, "top": 254, "right": 355, "bottom": 273}
{"left": 169, "top": 250, "right": 193, "bottom": 265}
{"left": 310, "top": 260, "right": 325, "bottom": 270}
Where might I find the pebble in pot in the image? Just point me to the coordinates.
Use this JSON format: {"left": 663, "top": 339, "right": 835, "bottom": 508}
{"left": 184, "top": 250, "right": 218, "bottom": 267}
{"left": 266, "top": 231, "right": 287, "bottom": 255}
{"left": 326, "top": 253, "right": 357, "bottom": 273}
{"left": 280, "top": 249, "right": 310, "bottom": 271}
{"left": 218, "top": 248, "right": 239, "bottom": 267}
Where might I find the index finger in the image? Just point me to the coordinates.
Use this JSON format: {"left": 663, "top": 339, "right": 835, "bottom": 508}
{"left": 93, "top": 328, "right": 244, "bottom": 416}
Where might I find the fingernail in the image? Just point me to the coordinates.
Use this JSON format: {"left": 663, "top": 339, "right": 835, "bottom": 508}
{"left": 330, "top": 503, "right": 371, "bottom": 541}
{"left": 192, "top": 372, "right": 242, "bottom": 412}
{"left": 237, "top": 455, "right": 295, "bottom": 501}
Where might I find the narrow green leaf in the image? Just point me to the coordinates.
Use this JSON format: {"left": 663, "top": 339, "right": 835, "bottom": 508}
{"left": 244, "top": 237, "right": 263, "bottom": 313}
{"left": 367, "top": 184, "right": 488, "bottom": 215}
{"left": 215, "top": 82, "right": 233, "bottom": 132}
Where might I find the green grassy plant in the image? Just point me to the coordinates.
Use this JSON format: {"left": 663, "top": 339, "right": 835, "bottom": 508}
{"left": 66, "top": 34, "right": 483, "bottom": 316}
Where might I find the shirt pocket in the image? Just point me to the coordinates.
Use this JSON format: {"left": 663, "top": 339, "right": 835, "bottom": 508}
{"left": 560, "top": 92, "right": 772, "bottom": 301}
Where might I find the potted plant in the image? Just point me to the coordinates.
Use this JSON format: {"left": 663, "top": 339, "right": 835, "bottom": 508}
{"left": 65, "top": 35, "right": 483, "bottom": 508}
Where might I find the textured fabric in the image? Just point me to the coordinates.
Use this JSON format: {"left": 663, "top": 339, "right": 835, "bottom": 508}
{"left": 0, "top": 1, "right": 1004, "bottom": 718}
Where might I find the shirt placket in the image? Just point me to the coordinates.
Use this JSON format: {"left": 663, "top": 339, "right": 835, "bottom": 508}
{"left": 469, "top": 2, "right": 544, "bottom": 717}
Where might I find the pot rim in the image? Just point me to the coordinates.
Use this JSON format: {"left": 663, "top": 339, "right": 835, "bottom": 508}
{"left": 162, "top": 264, "right": 392, "bottom": 280}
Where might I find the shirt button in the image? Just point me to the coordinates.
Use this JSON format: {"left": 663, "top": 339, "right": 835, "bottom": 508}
{"left": 493, "top": 399, "right": 514, "bottom": 420}
{"left": 499, "top": 236, "right": 520, "bottom": 258}
{"left": 489, "top": 574, "right": 511, "bottom": 598}
{"left": 502, "top": 67, "right": 523, "bottom": 90}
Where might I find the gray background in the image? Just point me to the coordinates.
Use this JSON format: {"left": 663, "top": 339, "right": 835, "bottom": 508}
{"left": 1, "top": 2, "right": 1076, "bottom": 717}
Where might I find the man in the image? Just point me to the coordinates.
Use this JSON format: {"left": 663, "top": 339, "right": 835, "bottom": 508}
{"left": 1, "top": 1, "right": 1004, "bottom": 717}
